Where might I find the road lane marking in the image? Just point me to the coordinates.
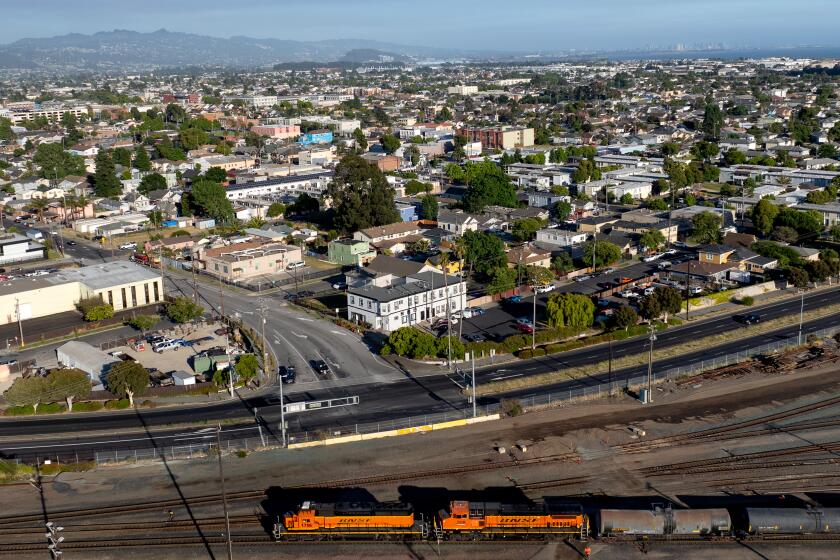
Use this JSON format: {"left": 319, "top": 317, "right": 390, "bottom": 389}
{"left": 291, "top": 331, "right": 308, "bottom": 339}
{"left": 330, "top": 330, "right": 348, "bottom": 336}
{"left": 297, "top": 317, "right": 315, "bottom": 322}
{"left": 492, "top": 373, "right": 523, "bottom": 381}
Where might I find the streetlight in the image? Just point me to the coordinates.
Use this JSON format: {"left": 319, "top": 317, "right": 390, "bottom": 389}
{"left": 798, "top": 289, "right": 805, "bottom": 346}
{"left": 215, "top": 426, "right": 233, "bottom": 560}
{"left": 531, "top": 285, "right": 537, "bottom": 350}
{"left": 646, "top": 322, "right": 657, "bottom": 404}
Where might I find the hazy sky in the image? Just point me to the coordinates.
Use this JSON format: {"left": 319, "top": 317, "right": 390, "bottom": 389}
{"left": 2, "top": 0, "right": 838, "bottom": 51}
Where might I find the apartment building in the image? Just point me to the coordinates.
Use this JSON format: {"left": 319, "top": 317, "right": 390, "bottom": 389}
{"left": 226, "top": 172, "right": 333, "bottom": 201}
{"left": 202, "top": 241, "right": 303, "bottom": 282}
{"left": 456, "top": 126, "right": 535, "bottom": 150}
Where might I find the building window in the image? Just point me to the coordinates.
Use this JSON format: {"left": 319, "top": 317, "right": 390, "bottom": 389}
{"left": 121, "top": 288, "right": 127, "bottom": 309}
{"left": 349, "top": 296, "right": 355, "bottom": 305}
{"left": 130, "top": 286, "right": 137, "bottom": 307}
{"left": 107, "top": 290, "right": 113, "bottom": 306}
{"left": 153, "top": 282, "right": 160, "bottom": 302}
{"left": 144, "top": 283, "right": 150, "bottom": 304}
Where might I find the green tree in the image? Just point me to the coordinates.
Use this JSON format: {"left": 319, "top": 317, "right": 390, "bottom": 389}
{"left": 190, "top": 179, "right": 234, "bottom": 223}
{"left": 420, "top": 194, "right": 438, "bottom": 220}
{"left": 612, "top": 306, "right": 638, "bottom": 331}
{"left": 327, "top": 155, "right": 400, "bottom": 233}
{"left": 525, "top": 265, "right": 554, "bottom": 286}
{"left": 106, "top": 361, "right": 148, "bottom": 407}
{"left": 267, "top": 202, "right": 286, "bottom": 218}
{"left": 139, "top": 173, "right": 167, "bottom": 195}
{"left": 165, "top": 103, "right": 187, "bottom": 124}
{"left": 639, "top": 229, "right": 666, "bottom": 252}
{"left": 830, "top": 224, "right": 840, "bottom": 242}
{"left": 702, "top": 97, "right": 724, "bottom": 139}
{"left": 774, "top": 207, "right": 823, "bottom": 235}
{"left": 690, "top": 211, "right": 722, "bottom": 244}
{"left": 112, "top": 147, "right": 132, "bottom": 168}
{"left": 583, "top": 240, "right": 622, "bottom": 269}
{"left": 639, "top": 294, "right": 662, "bottom": 321}
{"left": 0, "top": 117, "right": 14, "bottom": 142}
{"left": 127, "top": 314, "right": 160, "bottom": 335}
{"left": 94, "top": 150, "right": 122, "bottom": 197}
{"left": 33, "top": 143, "right": 85, "bottom": 179}
{"left": 551, "top": 252, "right": 574, "bottom": 275}
{"left": 383, "top": 327, "right": 439, "bottom": 359}
{"left": 235, "top": 354, "right": 260, "bottom": 384}
{"left": 511, "top": 218, "right": 544, "bottom": 242}
{"left": 288, "top": 193, "right": 319, "bottom": 215}
{"left": 462, "top": 230, "right": 506, "bottom": 279}
{"left": 379, "top": 133, "right": 401, "bottom": 155}
{"left": 444, "top": 163, "right": 466, "bottom": 183}
{"left": 486, "top": 267, "right": 517, "bottom": 295}
{"left": 552, "top": 200, "right": 573, "bottom": 221}
{"left": 462, "top": 160, "right": 519, "bottom": 212}
{"left": 133, "top": 146, "right": 151, "bottom": 172}
{"left": 752, "top": 198, "right": 779, "bottom": 236}
{"left": 203, "top": 167, "right": 228, "bottom": 183}
{"left": 165, "top": 297, "right": 204, "bottom": 323}
{"left": 653, "top": 286, "right": 683, "bottom": 324}
{"left": 788, "top": 267, "right": 809, "bottom": 288}
{"left": 352, "top": 127, "right": 368, "bottom": 151}
{"left": 180, "top": 127, "right": 209, "bottom": 150}
{"left": 771, "top": 226, "right": 799, "bottom": 243}
{"left": 84, "top": 303, "right": 115, "bottom": 322}
{"left": 646, "top": 198, "right": 669, "bottom": 211}
{"left": 48, "top": 368, "right": 90, "bottom": 412}
{"left": 545, "top": 293, "right": 595, "bottom": 329}
{"left": 620, "top": 192, "right": 634, "bottom": 205}
{"left": 3, "top": 376, "right": 49, "bottom": 413}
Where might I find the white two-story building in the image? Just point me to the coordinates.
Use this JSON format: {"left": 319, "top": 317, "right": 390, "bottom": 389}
{"left": 347, "top": 270, "right": 466, "bottom": 332}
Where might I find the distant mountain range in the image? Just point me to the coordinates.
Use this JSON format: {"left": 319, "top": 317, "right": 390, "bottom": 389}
{"left": 0, "top": 29, "right": 491, "bottom": 72}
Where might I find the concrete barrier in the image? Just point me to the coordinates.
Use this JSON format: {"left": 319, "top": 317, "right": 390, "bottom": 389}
{"left": 288, "top": 414, "right": 501, "bottom": 449}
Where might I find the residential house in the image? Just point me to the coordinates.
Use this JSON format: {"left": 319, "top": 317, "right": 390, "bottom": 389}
{"left": 506, "top": 245, "right": 552, "bottom": 269}
{"left": 354, "top": 221, "right": 423, "bottom": 254}
{"left": 437, "top": 211, "right": 480, "bottom": 236}
{"left": 327, "top": 239, "right": 377, "bottom": 267}
{"left": 201, "top": 241, "right": 303, "bottom": 282}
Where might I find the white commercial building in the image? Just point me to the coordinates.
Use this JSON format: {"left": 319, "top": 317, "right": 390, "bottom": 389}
{"left": 347, "top": 271, "right": 466, "bottom": 332}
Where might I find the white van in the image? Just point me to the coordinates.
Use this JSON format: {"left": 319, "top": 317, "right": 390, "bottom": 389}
{"left": 286, "top": 261, "right": 305, "bottom": 270}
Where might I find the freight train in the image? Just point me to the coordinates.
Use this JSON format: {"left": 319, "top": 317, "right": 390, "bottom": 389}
{"left": 273, "top": 500, "right": 840, "bottom": 542}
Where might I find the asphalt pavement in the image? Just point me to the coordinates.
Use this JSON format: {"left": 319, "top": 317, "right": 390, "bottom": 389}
{"left": 2, "top": 286, "right": 839, "bottom": 461}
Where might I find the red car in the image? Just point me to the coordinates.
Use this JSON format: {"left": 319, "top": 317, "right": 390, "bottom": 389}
{"left": 515, "top": 322, "right": 535, "bottom": 334}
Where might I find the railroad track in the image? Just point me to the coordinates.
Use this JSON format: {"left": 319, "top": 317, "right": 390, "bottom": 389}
{"left": 640, "top": 441, "right": 840, "bottom": 476}
{"left": 0, "top": 453, "right": 580, "bottom": 527}
{"left": 615, "top": 395, "right": 840, "bottom": 454}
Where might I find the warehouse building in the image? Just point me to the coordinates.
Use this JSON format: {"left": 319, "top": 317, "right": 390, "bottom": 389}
{"left": 0, "top": 261, "right": 163, "bottom": 326}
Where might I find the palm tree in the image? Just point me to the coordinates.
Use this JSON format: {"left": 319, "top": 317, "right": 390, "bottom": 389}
{"left": 75, "top": 194, "right": 90, "bottom": 221}
{"left": 30, "top": 197, "right": 48, "bottom": 224}
{"left": 147, "top": 210, "right": 164, "bottom": 230}
{"left": 61, "top": 193, "right": 76, "bottom": 225}
{"left": 245, "top": 216, "right": 266, "bottom": 229}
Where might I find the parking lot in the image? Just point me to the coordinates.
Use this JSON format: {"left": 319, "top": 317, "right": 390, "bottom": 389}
{"left": 113, "top": 323, "right": 233, "bottom": 384}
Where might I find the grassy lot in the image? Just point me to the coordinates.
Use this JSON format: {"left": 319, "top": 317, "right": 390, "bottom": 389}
{"left": 475, "top": 300, "right": 840, "bottom": 396}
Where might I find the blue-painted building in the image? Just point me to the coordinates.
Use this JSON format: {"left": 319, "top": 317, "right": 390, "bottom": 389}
{"left": 299, "top": 130, "right": 334, "bottom": 146}
{"left": 395, "top": 202, "right": 419, "bottom": 222}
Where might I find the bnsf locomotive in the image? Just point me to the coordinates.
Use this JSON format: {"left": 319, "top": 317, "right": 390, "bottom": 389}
{"left": 274, "top": 499, "right": 840, "bottom": 542}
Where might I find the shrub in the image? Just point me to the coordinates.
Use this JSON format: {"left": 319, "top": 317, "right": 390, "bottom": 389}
{"left": 72, "top": 401, "right": 103, "bottom": 412}
{"left": 104, "top": 399, "right": 131, "bottom": 410}
{"left": 236, "top": 450, "right": 248, "bottom": 458}
{"left": 38, "top": 403, "right": 65, "bottom": 414}
{"left": 739, "top": 295, "right": 755, "bottom": 306}
{"left": 500, "top": 398, "right": 524, "bottom": 417}
{"left": 4, "top": 405, "right": 34, "bottom": 416}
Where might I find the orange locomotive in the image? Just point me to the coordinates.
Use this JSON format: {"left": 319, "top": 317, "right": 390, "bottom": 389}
{"left": 275, "top": 501, "right": 425, "bottom": 540}
{"left": 439, "top": 500, "right": 588, "bottom": 538}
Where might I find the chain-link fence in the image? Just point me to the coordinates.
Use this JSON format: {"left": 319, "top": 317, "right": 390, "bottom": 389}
{"left": 83, "top": 323, "right": 840, "bottom": 467}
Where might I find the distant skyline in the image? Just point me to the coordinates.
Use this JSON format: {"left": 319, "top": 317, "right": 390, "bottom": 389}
{"left": 2, "top": 0, "right": 839, "bottom": 52}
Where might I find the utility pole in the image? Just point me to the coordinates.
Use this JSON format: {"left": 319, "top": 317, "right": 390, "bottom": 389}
{"left": 798, "top": 289, "right": 804, "bottom": 345}
{"left": 646, "top": 322, "right": 656, "bottom": 404}
{"left": 608, "top": 334, "right": 614, "bottom": 396}
{"left": 531, "top": 284, "right": 537, "bottom": 350}
{"left": 471, "top": 351, "right": 477, "bottom": 418}
{"left": 218, "top": 273, "right": 225, "bottom": 319}
{"left": 15, "top": 298, "right": 24, "bottom": 348}
{"left": 216, "top": 426, "right": 233, "bottom": 560}
{"left": 592, "top": 229, "right": 597, "bottom": 275}
{"left": 442, "top": 263, "right": 452, "bottom": 372}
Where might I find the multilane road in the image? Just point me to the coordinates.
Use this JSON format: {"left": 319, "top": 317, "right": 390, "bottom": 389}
{"left": 1, "top": 285, "right": 838, "bottom": 461}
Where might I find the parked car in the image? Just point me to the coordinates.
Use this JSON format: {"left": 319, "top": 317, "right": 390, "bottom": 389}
{"left": 432, "top": 317, "right": 458, "bottom": 328}
{"left": 514, "top": 317, "right": 533, "bottom": 326}
{"left": 619, "top": 290, "right": 639, "bottom": 298}
{"left": 642, "top": 287, "right": 656, "bottom": 296}
{"left": 505, "top": 295, "right": 523, "bottom": 304}
{"left": 332, "top": 281, "right": 347, "bottom": 290}
{"left": 24, "top": 270, "right": 49, "bottom": 277}
{"left": 278, "top": 365, "right": 297, "bottom": 384}
{"left": 657, "top": 261, "right": 672, "bottom": 270}
{"left": 642, "top": 253, "right": 663, "bottom": 262}
{"left": 286, "top": 261, "right": 305, "bottom": 270}
{"left": 663, "top": 249, "right": 678, "bottom": 256}
{"left": 601, "top": 267, "right": 616, "bottom": 275}
{"left": 596, "top": 298, "right": 612, "bottom": 308}
{"left": 689, "top": 286, "right": 704, "bottom": 296}
{"left": 534, "top": 284, "right": 556, "bottom": 294}
{"left": 515, "top": 322, "right": 535, "bottom": 334}
{"left": 461, "top": 307, "right": 485, "bottom": 319}
{"left": 574, "top": 275, "right": 591, "bottom": 282}
{"left": 616, "top": 277, "right": 633, "bottom": 285}
{"left": 153, "top": 341, "right": 180, "bottom": 353}
{"left": 463, "top": 332, "right": 486, "bottom": 343}
{"left": 734, "top": 313, "right": 761, "bottom": 325}
{"left": 119, "top": 242, "right": 137, "bottom": 250}
{"left": 310, "top": 359, "right": 330, "bottom": 376}
{"left": 66, "top": 240, "right": 76, "bottom": 246}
